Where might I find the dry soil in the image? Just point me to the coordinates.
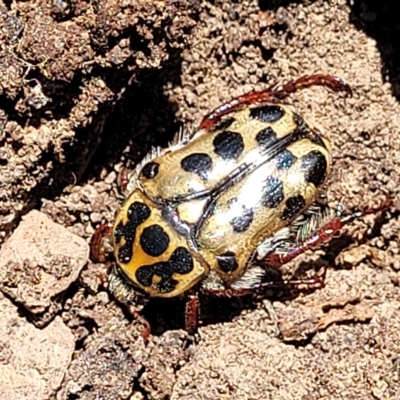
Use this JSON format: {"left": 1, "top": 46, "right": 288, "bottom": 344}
{"left": 0, "top": 1, "right": 400, "bottom": 399}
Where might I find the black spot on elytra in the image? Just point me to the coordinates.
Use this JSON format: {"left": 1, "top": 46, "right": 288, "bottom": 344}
{"left": 255, "top": 127, "right": 278, "bottom": 150}
{"left": 213, "top": 131, "right": 244, "bottom": 160}
{"left": 140, "top": 224, "right": 170, "bottom": 257}
{"left": 210, "top": 116, "right": 235, "bottom": 131}
{"left": 181, "top": 153, "right": 212, "bottom": 179}
{"left": 275, "top": 150, "right": 297, "bottom": 170}
{"left": 250, "top": 105, "right": 284, "bottom": 123}
{"left": 141, "top": 162, "right": 159, "bottom": 179}
{"left": 135, "top": 247, "right": 194, "bottom": 293}
{"left": 282, "top": 195, "right": 306, "bottom": 221}
{"left": 216, "top": 251, "right": 239, "bottom": 273}
{"left": 227, "top": 198, "right": 254, "bottom": 233}
{"left": 262, "top": 177, "right": 284, "bottom": 208}
{"left": 301, "top": 150, "right": 328, "bottom": 187}
{"left": 230, "top": 211, "right": 254, "bottom": 233}
{"left": 114, "top": 202, "right": 151, "bottom": 263}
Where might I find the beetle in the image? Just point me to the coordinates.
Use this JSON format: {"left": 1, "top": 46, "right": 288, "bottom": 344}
{"left": 90, "top": 74, "right": 390, "bottom": 338}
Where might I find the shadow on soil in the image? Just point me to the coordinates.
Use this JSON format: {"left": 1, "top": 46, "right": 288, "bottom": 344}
{"left": 349, "top": 1, "right": 400, "bottom": 99}
{"left": 142, "top": 230, "right": 375, "bottom": 336}
{"left": 258, "top": 0, "right": 305, "bottom": 11}
{"left": 10, "top": 40, "right": 185, "bottom": 224}
{"left": 259, "top": 1, "right": 400, "bottom": 100}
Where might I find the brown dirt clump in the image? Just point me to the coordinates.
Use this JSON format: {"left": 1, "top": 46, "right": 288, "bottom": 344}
{"left": 0, "top": 292, "right": 75, "bottom": 400}
{"left": 1, "top": 1, "right": 400, "bottom": 399}
{"left": 0, "top": 210, "right": 89, "bottom": 324}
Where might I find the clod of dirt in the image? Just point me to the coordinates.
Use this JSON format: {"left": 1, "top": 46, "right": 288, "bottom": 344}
{"left": 58, "top": 317, "right": 147, "bottom": 400}
{"left": 0, "top": 210, "right": 89, "bottom": 323}
{"left": 277, "top": 294, "right": 375, "bottom": 342}
{"left": 139, "top": 332, "right": 192, "bottom": 399}
{"left": 0, "top": 292, "right": 75, "bottom": 400}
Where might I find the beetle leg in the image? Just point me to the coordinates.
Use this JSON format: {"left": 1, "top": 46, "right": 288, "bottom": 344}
{"left": 185, "top": 292, "right": 200, "bottom": 335}
{"left": 201, "top": 286, "right": 261, "bottom": 297}
{"left": 201, "top": 267, "right": 326, "bottom": 299}
{"left": 117, "top": 166, "right": 132, "bottom": 196}
{"left": 199, "top": 74, "right": 351, "bottom": 130}
{"left": 128, "top": 305, "right": 151, "bottom": 342}
{"left": 264, "top": 195, "right": 392, "bottom": 268}
{"left": 267, "top": 74, "right": 352, "bottom": 101}
{"left": 90, "top": 222, "right": 113, "bottom": 263}
{"left": 200, "top": 91, "right": 283, "bottom": 130}
{"left": 89, "top": 222, "right": 116, "bottom": 294}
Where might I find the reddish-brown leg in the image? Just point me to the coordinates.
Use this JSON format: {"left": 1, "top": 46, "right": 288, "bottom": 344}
{"left": 200, "top": 74, "right": 352, "bottom": 130}
{"left": 185, "top": 292, "right": 200, "bottom": 335}
{"left": 117, "top": 166, "right": 131, "bottom": 195}
{"left": 128, "top": 305, "right": 151, "bottom": 342}
{"left": 267, "top": 74, "right": 352, "bottom": 100}
{"left": 89, "top": 222, "right": 114, "bottom": 296}
{"left": 90, "top": 222, "right": 113, "bottom": 263}
{"left": 265, "top": 197, "right": 392, "bottom": 268}
{"left": 201, "top": 268, "right": 326, "bottom": 299}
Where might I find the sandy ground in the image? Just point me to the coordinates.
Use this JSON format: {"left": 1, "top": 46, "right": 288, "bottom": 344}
{"left": 0, "top": 0, "right": 400, "bottom": 399}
